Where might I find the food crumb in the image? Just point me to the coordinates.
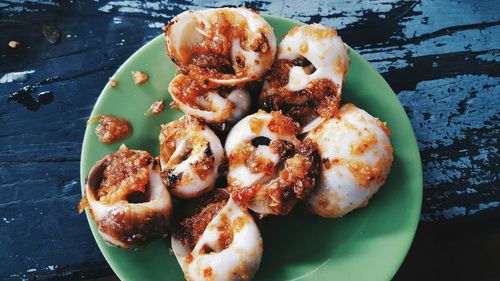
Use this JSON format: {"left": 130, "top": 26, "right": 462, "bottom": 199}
{"left": 109, "top": 79, "right": 118, "bottom": 88}
{"left": 131, "top": 71, "right": 148, "bottom": 84}
{"left": 8, "top": 41, "right": 20, "bottom": 48}
{"left": 203, "top": 266, "right": 213, "bottom": 278}
{"left": 88, "top": 114, "right": 132, "bottom": 144}
{"left": 87, "top": 115, "right": 103, "bottom": 125}
{"left": 144, "top": 100, "right": 164, "bottom": 115}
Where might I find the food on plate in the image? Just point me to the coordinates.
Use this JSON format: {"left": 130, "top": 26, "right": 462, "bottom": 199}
{"left": 172, "top": 189, "right": 263, "bottom": 281}
{"left": 131, "top": 70, "right": 149, "bottom": 84}
{"left": 169, "top": 74, "right": 251, "bottom": 124}
{"left": 305, "top": 104, "right": 393, "bottom": 217}
{"left": 88, "top": 114, "right": 132, "bottom": 144}
{"left": 259, "top": 24, "right": 349, "bottom": 131}
{"left": 225, "top": 110, "right": 320, "bottom": 216}
{"left": 144, "top": 100, "right": 165, "bottom": 116}
{"left": 80, "top": 9, "right": 399, "bottom": 280}
{"left": 165, "top": 7, "right": 277, "bottom": 85}
{"left": 109, "top": 79, "right": 118, "bottom": 88}
{"left": 79, "top": 144, "right": 172, "bottom": 247}
{"left": 159, "top": 116, "right": 224, "bottom": 199}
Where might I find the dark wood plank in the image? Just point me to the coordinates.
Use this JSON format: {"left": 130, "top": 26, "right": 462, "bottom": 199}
{"left": 395, "top": 219, "right": 500, "bottom": 281}
{"left": 0, "top": 0, "right": 498, "bottom": 279}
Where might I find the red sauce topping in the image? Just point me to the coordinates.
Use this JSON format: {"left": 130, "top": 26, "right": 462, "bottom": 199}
{"left": 217, "top": 214, "right": 233, "bottom": 250}
{"left": 232, "top": 184, "right": 260, "bottom": 206}
{"left": 350, "top": 130, "right": 378, "bottom": 155}
{"left": 229, "top": 142, "right": 254, "bottom": 167}
{"left": 268, "top": 111, "right": 300, "bottom": 136}
{"left": 97, "top": 146, "right": 152, "bottom": 204}
{"left": 169, "top": 75, "right": 237, "bottom": 122}
{"left": 94, "top": 115, "right": 131, "bottom": 144}
{"left": 249, "top": 117, "right": 265, "bottom": 134}
{"left": 167, "top": 9, "right": 272, "bottom": 81}
{"left": 169, "top": 75, "right": 207, "bottom": 110}
{"left": 186, "top": 253, "right": 193, "bottom": 264}
{"left": 247, "top": 152, "right": 276, "bottom": 175}
{"left": 159, "top": 116, "right": 215, "bottom": 185}
{"left": 173, "top": 189, "right": 229, "bottom": 249}
{"left": 203, "top": 266, "right": 213, "bottom": 278}
{"left": 191, "top": 140, "right": 216, "bottom": 180}
{"left": 233, "top": 139, "right": 320, "bottom": 215}
{"left": 232, "top": 216, "right": 247, "bottom": 233}
{"left": 288, "top": 25, "right": 338, "bottom": 39}
{"left": 348, "top": 157, "right": 392, "bottom": 188}
{"left": 260, "top": 59, "right": 342, "bottom": 122}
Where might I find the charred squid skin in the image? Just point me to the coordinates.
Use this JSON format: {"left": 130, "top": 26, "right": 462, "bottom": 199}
{"left": 171, "top": 189, "right": 263, "bottom": 281}
{"left": 305, "top": 103, "right": 394, "bottom": 218}
{"left": 165, "top": 7, "right": 277, "bottom": 86}
{"left": 159, "top": 116, "right": 224, "bottom": 199}
{"left": 83, "top": 145, "right": 173, "bottom": 248}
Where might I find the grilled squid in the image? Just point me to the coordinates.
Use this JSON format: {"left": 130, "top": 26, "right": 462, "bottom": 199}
{"left": 169, "top": 74, "right": 251, "bottom": 124}
{"left": 172, "top": 189, "right": 263, "bottom": 281}
{"left": 165, "top": 7, "right": 277, "bottom": 85}
{"left": 159, "top": 116, "right": 224, "bottom": 199}
{"left": 78, "top": 144, "right": 172, "bottom": 248}
{"left": 260, "top": 24, "right": 349, "bottom": 131}
{"left": 305, "top": 104, "right": 393, "bottom": 218}
{"left": 225, "top": 110, "right": 320, "bottom": 216}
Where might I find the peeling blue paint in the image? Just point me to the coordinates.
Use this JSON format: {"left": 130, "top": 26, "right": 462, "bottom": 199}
{"left": 402, "top": 0, "right": 499, "bottom": 37}
{"left": 422, "top": 206, "right": 467, "bottom": 221}
{"left": 398, "top": 75, "right": 499, "bottom": 149}
{"left": 477, "top": 52, "right": 500, "bottom": 62}
{"left": 469, "top": 202, "right": 500, "bottom": 215}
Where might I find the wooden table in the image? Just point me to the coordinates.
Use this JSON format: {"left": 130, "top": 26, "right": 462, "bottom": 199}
{"left": 1, "top": 0, "right": 498, "bottom": 280}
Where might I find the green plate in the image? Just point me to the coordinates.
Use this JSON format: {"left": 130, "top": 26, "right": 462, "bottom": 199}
{"left": 80, "top": 15, "right": 422, "bottom": 281}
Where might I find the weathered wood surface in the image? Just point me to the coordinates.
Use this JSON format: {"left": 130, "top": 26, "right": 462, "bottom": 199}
{"left": 0, "top": 0, "right": 498, "bottom": 280}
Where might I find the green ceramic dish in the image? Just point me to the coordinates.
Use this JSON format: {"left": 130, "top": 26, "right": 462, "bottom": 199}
{"left": 80, "top": 15, "right": 422, "bottom": 281}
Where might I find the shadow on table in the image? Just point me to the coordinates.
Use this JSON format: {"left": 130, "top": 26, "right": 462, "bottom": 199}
{"left": 395, "top": 215, "right": 500, "bottom": 281}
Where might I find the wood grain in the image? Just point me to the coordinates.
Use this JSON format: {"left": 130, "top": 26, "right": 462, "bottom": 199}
{"left": 0, "top": 0, "right": 498, "bottom": 279}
